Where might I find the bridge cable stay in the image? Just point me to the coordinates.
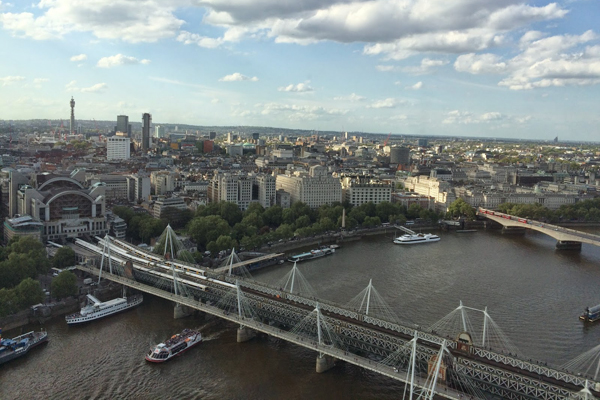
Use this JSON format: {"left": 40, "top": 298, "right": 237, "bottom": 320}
{"left": 274, "top": 261, "right": 318, "bottom": 298}
{"left": 561, "top": 343, "right": 600, "bottom": 384}
{"left": 218, "top": 249, "right": 253, "bottom": 279}
{"left": 290, "top": 302, "right": 345, "bottom": 352}
{"left": 97, "top": 234, "right": 116, "bottom": 284}
{"left": 417, "top": 340, "right": 449, "bottom": 400}
{"left": 570, "top": 380, "right": 594, "bottom": 400}
{"left": 215, "top": 279, "right": 256, "bottom": 321}
{"left": 153, "top": 224, "right": 195, "bottom": 264}
{"left": 428, "top": 301, "right": 519, "bottom": 355}
{"left": 345, "top": 279, "right": 401, "bottom": 324}
{"left": 379, "top": 331, "right": 421, "bottom": 400}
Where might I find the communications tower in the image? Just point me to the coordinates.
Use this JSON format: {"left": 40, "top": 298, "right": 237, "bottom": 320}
{"left": 69, "top": 97, "right": 75, "bottom": 134}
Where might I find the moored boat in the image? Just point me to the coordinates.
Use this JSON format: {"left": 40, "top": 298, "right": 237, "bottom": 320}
{"left": 145, "top": 329, "right": 202, "bottom": 362}
{"left": 0, "top": 329, "right": 48, "bottom": 365}
{"left": 65, "top": 293, "right": 143, "bottom": 325}
{"left": 288, "top": 246, "right": 335, "bottom": 263}
{"left": 393, "top": 233, "right": 440, "bottom": 245}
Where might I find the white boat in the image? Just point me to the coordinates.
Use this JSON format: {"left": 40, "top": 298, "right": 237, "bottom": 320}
{"left": 393, "top": 233, "right": 440, "bottom": 245}
{"left": 145, "top": 329, "right": 202, "bottom": 363}
{"left": 65, "top": 293, "right": 143, "bottom": 325}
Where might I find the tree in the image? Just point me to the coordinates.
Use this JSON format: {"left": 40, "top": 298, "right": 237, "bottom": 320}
{"left": 219, "top": 201, "right": 243, "bottom": 226}
{"left": 52, "top": 247, "right": 76, "bottom": 270}
{"left": 375, "top": 201, "right": 398, "bottom": 223}
{"left": 295, "top": 215, "right": 312, "bottom": 229}
{"left": 215, "top": 235, "right": 238, "bottom": 253}
{"left": 15, "top": 278, "right": 44, "bottom": 307}
{"left": 51, "top": 271, "right": 78, "bottom": 300}
{"left": 263, "top": 205, "right": 283, "bottom": 227}
{"left": 0, "top": 288, "right": 19, "bottom": 317}
{"left": 363, "top": 216, "right": 381, "bottom": 227}
{"left": 187, "top": 215, "right": 231, "bottom": 249}
{"left": 447, "top": 198, "right": 475, "bottom": 220}
{"left": 245, "top": 202, "right": 265, "bottom": 216}
{"left": 274, "top": 224, "right": 294, "bottom": 239}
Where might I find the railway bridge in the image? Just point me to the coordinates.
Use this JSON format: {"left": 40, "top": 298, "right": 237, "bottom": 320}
{"left": 477, "top": 208, "right": 600, "bottom": 250}
{"left": 73, "top": 233, "right": 598, "bottom": 400}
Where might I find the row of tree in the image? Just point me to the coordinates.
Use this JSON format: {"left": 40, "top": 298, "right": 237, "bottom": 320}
{"left": 185, "top": 200, "right": 445, "bottom": 255}
{"left": 0, "top": 236, "right": 49, "bottom": 290}
{"left": 498, "top": 198, "right": 600, "bottom": 222}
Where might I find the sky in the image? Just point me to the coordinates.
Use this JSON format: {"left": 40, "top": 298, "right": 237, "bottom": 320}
{"left": 0, "top": 0, "right": 599, "bottom": 141}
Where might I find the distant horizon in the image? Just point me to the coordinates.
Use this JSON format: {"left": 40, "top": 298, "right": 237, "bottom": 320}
{"left": 3, "top": 118, "right": 599, "bottom": 145}
{"left": 1, "top": 0, "right": 599, "bottom": 141}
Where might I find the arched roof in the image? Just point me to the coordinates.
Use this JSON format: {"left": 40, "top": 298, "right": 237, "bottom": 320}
{"left": 45, "top": 190, "right": 94, "bottom": 205}
{"left": 38, "top": 177, "right": 84, "bottom": 191}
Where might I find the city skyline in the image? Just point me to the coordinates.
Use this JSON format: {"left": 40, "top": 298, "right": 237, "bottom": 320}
{"left": 1, "top": 0, "right": 599, "bottom": 141}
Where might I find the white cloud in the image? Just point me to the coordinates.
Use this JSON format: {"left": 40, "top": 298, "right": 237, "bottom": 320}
{"left": 454, "top": 30, "right": 600, "bottom": 90}
{"left": 0, "top": 0, "right": 184, "bottom": 42}
{"left": 176, "top": 31, "right": 224, "bottom": 48}
{"left": 33, "top": 78, "right": 48, "bottom": 84}
{"left": 278, "top": 82, "right": 313, "bottom": 92}
{"left": 390, "top": 114, "right": 408, "bottom": 121}
{"left": 376, "top": 65, "right": 396, "bottom": 72}
{"left": 443, "top": 110, "right": 528, "bottom": 124}
{"left": 454, "top": 53, "right": 508, "bottom": 74}
{"left": 65, "top": 80, "right": 107, "bottom": 93}
{"left": 402, "top": 58, "right": 449, "bottom": 74}
{"left": 408, "top": 81, "right": 423, "bottom": 90}
{"left": 334, "top": 93, "right": 366, "bottom": 101}
{"left": 70, "top": 54, "right": 87, "bottom": 62}
{"left": 0, "top": 75, "right": 25, "bottom": 86}
{"left": 97, "top": 54, "right": 150, "bottom": 68}
{"left": 259, "top": 102, "right": 347, "bottom": 121}
{"left": 219, "top": 73, "right": 258, "bottom": 82}
{"left": 368, "top": 98, "right": 398, "bottom": 109}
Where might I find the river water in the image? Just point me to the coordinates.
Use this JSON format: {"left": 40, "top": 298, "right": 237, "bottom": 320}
{"left": 2, "top": 228, "right": 600, "bottom": 399}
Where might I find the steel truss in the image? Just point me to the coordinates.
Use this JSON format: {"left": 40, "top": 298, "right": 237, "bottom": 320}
{"left": 456, "top": 358, "right": 575, "bottom": 400}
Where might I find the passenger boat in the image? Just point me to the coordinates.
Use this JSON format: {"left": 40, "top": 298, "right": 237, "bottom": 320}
{"left": 393, "top": 233, "right": 440, "bottom": 245}
{"left": 288, "top": 246, "right": 335, "bottom": 263}
{"left": 0, "top": 329, "right": 48, "bottom": 365}
{"left": 580, "top": 305, "right": 600, "bottom": 322}
{"left": 65, "top": 293, "right": 143, "bottom": 325}
{"left": 145, "top": 329, "right": 202, "bottom": 363}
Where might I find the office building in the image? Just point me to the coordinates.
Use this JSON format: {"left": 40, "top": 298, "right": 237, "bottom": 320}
{"left": 116, "top": 115, "right": 129, "bottom": 136}
{"left": 107, "top": 136, "right": 131, "bottom": 160}
{"left": 341, "top": 175, "right": 392, "bottom": 206}
{"left": 142, "top": 113, "right": 151, "bottom": 152}
{"left": 275, "top": 166, "right": 342, "bottom": 208}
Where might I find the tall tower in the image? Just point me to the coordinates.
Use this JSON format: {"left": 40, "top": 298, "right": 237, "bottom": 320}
{"left": 116, "top": 115, "right": 129, "bottom": 136}
{"left": 69, "top": 97, "right": 75, "bottom": 134}
{"left": 142, "top": 113, "right": 151, "bottom": 152}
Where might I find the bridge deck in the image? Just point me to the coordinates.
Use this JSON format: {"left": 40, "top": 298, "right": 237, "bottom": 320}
{"left": 478, "top": 208, "right": 600, "bottom": 247}
{"left": 77, "top": 264, "right": 463, "bottom": 399}
{"left": 213, "top": 253, "right": 284, "bottom": 274}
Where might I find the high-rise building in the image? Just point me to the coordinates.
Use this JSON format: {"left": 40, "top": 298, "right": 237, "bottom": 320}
{"left": 390, "top": 146, "right": 410, "bottom": 167}
{"left": 155, "top": 125, "right": 166, "bottom": 138}
{"left": 116, "top": 115, "right": 129, "bottom": 136}
{"left": 209, "top": 131, "right": 216, "bottom": 140}
{"left": 142, "top": 113, "right": 151, "bottom": 152}
{"left": 107, "top": 136, "right": 131, "bottom": 160}
{"left": 69, "top": 97, "right": 75, "bottom": 134}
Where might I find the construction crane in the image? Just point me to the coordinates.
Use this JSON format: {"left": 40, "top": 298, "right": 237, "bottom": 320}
{"left": 384, "top": 132, "right": 391, "bottom": 146}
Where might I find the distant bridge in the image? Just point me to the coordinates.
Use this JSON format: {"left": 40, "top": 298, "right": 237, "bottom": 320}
{"left": 477, "top": 208, "right": 600, "bottom": 249}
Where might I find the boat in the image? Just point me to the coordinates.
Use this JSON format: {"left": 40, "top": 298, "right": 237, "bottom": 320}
{"left": 288, "top": 246, "right": 335, "bottom": 263}
{"left": 393, "top": 233, "right": 440, "bottom": 245}
{"left": 580, "top": 305, "right": 600, "bottom": 322}
{"left": 0, "top": 329, "right": 48, "bottom": 365}
{"left": 145, "top": 329, "right": 202, "bottom": 363}
{"left": 65, "top": 292, "right": 143, "bottom": 325}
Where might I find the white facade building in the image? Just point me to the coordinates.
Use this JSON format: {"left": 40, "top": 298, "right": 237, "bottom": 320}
{"left": 107, "top": 136, "right": 130, "bottom": 160}
{"left": 341, "top": 175, "right": 392, "bottom": 206}
{"left": 275, "top": 165, "right": 342, "bottom": 208}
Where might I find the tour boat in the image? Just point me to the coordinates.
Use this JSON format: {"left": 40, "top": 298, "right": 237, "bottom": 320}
{"left": 145, "top": 329, "right": 202, "bottom": 363}
{"left": 65, "top": 293, "right": 143, "bottom": 325}
{"left": 580, "top": 304, "right": 600, "bottom": 322}
{"left": 0, "top": 329, "right": 48, "bottom": 365}
{"left": 393, "top": 233, "right": 440, "bottom": 245}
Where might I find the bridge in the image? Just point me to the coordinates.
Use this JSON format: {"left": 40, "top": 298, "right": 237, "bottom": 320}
{"left": 477, "top": 208, "right": 600, "bottom": 250}
{"left": 72, "top": 230, "right": 599, "bottom": 400}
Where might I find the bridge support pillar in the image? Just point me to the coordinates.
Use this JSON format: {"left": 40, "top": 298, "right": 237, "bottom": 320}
{"left": 174, "top": 303, "right": 192, "bottom": 319}
{"left": 237, "top": 326, "right": 256, "bottom": 343}
{"left": 501, "top": 226, "right": 526, "bottom": 235}
{"left": 315, "top": 354, "right": 336, "bottom": 373}
{"left": 556, "top": 240, "right": 582, "bottom": 250}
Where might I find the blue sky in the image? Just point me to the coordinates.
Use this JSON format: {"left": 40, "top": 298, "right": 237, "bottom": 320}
{"left": 0, "top": 0, "right": 599, "bottom": 141}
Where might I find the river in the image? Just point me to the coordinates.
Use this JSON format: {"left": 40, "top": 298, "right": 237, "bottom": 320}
{"left": 2, "top": 228, "right": 600, "bottom": 399}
